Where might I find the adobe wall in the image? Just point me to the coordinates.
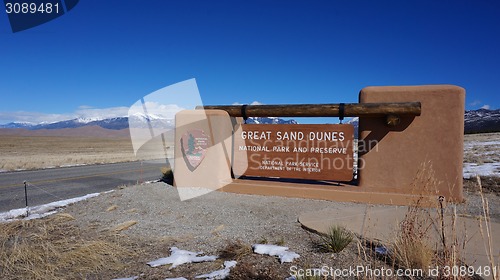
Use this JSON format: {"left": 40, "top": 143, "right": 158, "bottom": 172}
{"left": 173, "top": 110, "right": 234, "bottom": 199}
{"left": 358, "top": 85, "right": 465, "bottom": 202}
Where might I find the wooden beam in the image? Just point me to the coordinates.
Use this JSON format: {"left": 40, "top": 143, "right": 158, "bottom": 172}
{"left": 198, "top": 102, "right": 421, "bottom": 118}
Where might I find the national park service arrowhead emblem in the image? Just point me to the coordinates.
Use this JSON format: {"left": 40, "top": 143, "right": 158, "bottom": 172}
{"left": 181, "top": 129, "right": 210, "bottom": 170}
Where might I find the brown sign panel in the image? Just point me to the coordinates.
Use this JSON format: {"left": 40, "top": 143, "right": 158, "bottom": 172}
{"left": 233, "top": 124, "right": 354, "bottom": 181}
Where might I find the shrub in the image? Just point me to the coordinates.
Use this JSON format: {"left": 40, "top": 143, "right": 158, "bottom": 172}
{"left": 320, "top": 225, "right": 353, "bottom": 253}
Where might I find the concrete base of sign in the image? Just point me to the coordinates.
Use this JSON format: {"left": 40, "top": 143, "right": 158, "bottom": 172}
{"left": 219, "top": 179, "right": 438, "bottom": 206}
{"left": 298, "top": 206, "right": 499, "bottom": 274}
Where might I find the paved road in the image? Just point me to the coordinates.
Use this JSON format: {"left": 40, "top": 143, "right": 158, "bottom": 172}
{"left": 0, "top": 160, "right": 170, "bottom": 212}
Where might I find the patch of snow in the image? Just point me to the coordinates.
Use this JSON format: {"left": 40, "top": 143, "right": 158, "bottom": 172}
{"left": 195, "top": 260, "right": 237, "bottom": 280}
{"left": 347, "top": 117, "right": 359, "bottom": 124}
{"left": 38, "top": 120, "right": 58, "bottom": 125}
{"left": 164, "top": 278, "right": 188, "bottom": 280}
{"left": 130, "top": 112, "right": 169, "bottom": 121}
{"left": 76, "top": 117, "right": 103, "bottom": 123}
{"left": 0, "top": 169, "right": 7, "bottom": 173}
{"left": 0, "top": 192, "right": 100, "bottom": 222}
{"left": 25, "top": 210, "right": 59, "bottom": 220}
{"left": 59, "top": 163, "right": 87, "bottom": 168}
{"left": 463, "top": 162, "right": 500, "bottom": 178}
{"left": 147, "top": 247, "right": 218, "bottom": 268}
{"left": 112, "top": 277, "right": 139, "bottom": 280}
{"left": 143, "top": 180, "right": 159, "bottom": 184}
{"left": 464, "top": 140, "right": 500, "bottom": 148}
{"left": 252, "top": 244, "right": 300, "bottom": 263}
{"left": 375, "top": 246, "right": 389, "bottom": 255}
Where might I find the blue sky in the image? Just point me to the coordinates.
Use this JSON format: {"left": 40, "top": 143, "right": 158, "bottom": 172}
{"left": 0, "top": 0, "right": 499, "bottom": 124}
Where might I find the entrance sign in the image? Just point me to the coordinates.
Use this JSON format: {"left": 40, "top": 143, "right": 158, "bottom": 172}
{"left": 233, "top": 124, "right": 354, "bottom": 181}
{"left": 173, "top": 85, "right": 465, "bottom": 205}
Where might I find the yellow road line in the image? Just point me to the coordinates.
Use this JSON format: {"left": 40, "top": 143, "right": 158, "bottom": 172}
{"left": 0, "top": 166, "right": 161, "bottom": 189}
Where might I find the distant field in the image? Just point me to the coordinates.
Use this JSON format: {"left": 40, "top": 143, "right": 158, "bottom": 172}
{"left": 0, "top": 132, "right": 498, "bottom": 173}
{"left": 0, "top": 135, "right": 172, "bottom": 171}
{"left": 463, "top": 132, "right": 500, "bottom": 178}
{"left": 463, "top": 132, "right": 500, "bottom": 163}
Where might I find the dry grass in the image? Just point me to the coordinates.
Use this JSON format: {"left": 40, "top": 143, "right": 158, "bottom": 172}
{"left": 227, "top": 260, "right": 282, "bottom": 280}
{"left": 111, "top": 220, "right": 138, "bottom": 232}
{"left": 477, "top": 176, "right": 499, "bottom": 280}
{"left": 392, "top": 197, "right": 436, "bottom": 271}
{"left": 388, "top": 164, "right": 454, "bottom": 276}
{"left": 388, "top": 167, "right": 500, "bottom": 279}
{"left": 0, "top": 213, "right": 136, "bottom": 280}
{"left": 0, "top": 135, "right": 173, "bottom": 171}
{"left": 219, "top": 240, "right": 253, "bottom": 261}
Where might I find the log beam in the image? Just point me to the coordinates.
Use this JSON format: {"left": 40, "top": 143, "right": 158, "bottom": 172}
{"left": 198, "top": 102, "right": 421, "bottom": 118}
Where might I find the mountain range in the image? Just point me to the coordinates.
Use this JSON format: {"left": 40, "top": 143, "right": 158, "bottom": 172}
{"left": 464, "top": 108, "right": 500, "bottom": 134}
{"left": 0, "top": 109, "right": 498, "bottom": 134}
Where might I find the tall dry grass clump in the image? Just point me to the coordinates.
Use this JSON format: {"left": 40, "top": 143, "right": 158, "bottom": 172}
{"left": 391, "top": 165, "right": 498, "bottom": 279}
{"left": 0, "top": 213, "right": 134, "bottom": 280}
{"left": 477, "top": 175, "right": 499, "bottom": 280}
{"left": 391, "top": 164, "right": 466, "bottom": 277}
{"left": 392, "top": 196, "right": 435, "bottom": 271}
{"left": 392, "top": 164, "right": 437, "bottom": 269}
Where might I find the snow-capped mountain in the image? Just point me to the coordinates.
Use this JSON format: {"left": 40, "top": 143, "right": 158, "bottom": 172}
{"left": 0, "top": 115, "right": 293, "bottom": 130}
{"left": 246, "top": 117, "right": 298, "bottom": 125}
{"left": 464, "top": 108, "right": 500, "bottom": 134}
{"left": 30, "top": 117, "right": 131, "bottom": 130}
{"left": 0, "top": 117, "right": 128, "bottom": 130}
{"left": 0, "top": 122, "right": 36, "bottom": 129}
{"left": 346, "top": 117, "right": 359, "bottom": 138}
{"left": 0, "top": 114, "right": 175, "bottom": 131}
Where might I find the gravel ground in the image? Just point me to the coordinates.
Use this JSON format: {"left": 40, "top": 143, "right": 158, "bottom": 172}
{"left": 461, "top": 176, "right": 500, "bottom": 222}
{"left": 67, "top": 182, "right": 343, "bottom": 252}
{"left": 60, "top": 179, "right": 498, "bottom": 279}
{"left": 64, "top": 183, "right": 392, "bottom": 279}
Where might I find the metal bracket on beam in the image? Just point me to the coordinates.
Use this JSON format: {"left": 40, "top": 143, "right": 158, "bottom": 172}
{"left": 385, "top": 115, "right": 401, "bottom": 127}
